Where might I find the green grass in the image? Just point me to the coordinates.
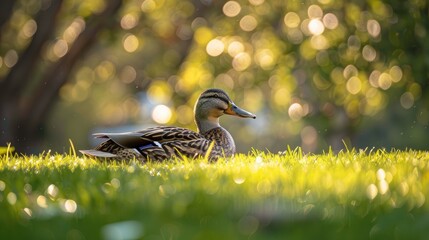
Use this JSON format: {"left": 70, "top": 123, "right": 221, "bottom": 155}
{"left": 1, "top": 148, "right": 429, "bottom": 239}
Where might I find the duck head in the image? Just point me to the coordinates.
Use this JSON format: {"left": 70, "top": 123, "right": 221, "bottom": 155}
{"left": 194, "top": 89, "right": 256, "bottom": 134}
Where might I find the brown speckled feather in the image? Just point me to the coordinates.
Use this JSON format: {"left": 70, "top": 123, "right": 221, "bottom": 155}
{"left": 90, "top": 126, "right": 234, "bottom": 162}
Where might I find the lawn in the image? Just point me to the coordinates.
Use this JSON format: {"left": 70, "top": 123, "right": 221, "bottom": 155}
{"left": 1, "top": 147, "right": 429, "bottom": 239}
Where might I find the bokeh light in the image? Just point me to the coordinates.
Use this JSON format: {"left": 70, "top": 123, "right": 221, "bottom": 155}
{"left": 232, "top": 52, "right": 251, "bottom": 71}
{"left": 4, "top": 50, "right": 18, "bottom": 68}
{"left": 63, "top": 18, "right": 85, "bottom": 43}
{"left": 141, "top": 0, "right": 156, "bottom": 12}
{"left": 223, "top": 1, "right": 241, "bottom": 17}
{"left": 152, "top": 105, "right": 172, "bottom": 124}
{"left": 308, "top": 19, "right": 325, "bottom": 36}
{"left": 121, "top": 13, "right": 139, "bottom": 30}
{"left": 63, "top": 199, "right": 78, "bottom": 213}
{"left": 308, "top": 5, "right": 323, "bottom": 19}
{"left": 240, "top": 15, "right": 258, "bottom": 32}
{"left": 322, "top": 13, "right": 338, "bottom": 29}
{"left": 119, "top": 66, "right": 137, "bottom": 84}
{"left": 227, "top": 41, "right": 245, "bottom": 57}
{"left": 284, "top": 12, "right": 301, "bottom": 28}
{"left": 206, "top": 39, "right": 224, "bottom": 56}
{"left": 400, "top": 92, "right": 414, "bottom": 109}
{"left": 390, "top": 66, "right": 403, "bottom": 82}
{"left": 288, "top": 103, "right": 304, "bottom": 121}
{"left": 3, "top": 0, "right": 427, "bottom": 154}
{"left": 53, "top": 39, "right": 69, "bottom": 58}
{"left": 123, "top": 34, "right": 139, "bottom": 53}
{"left": 346, "top": 76, "right": 362, "bottom": 95}
{"left": 367, "top": 19, "right": 381, "bottom": 38}
{"left": 22, "top": 19, "right": 37, "bottom": 38}
{"left": 362, "top": 45, "right": 377, "bottom": 62}
{"left": 378, "top": 73, "right": 392, "bottom": 90}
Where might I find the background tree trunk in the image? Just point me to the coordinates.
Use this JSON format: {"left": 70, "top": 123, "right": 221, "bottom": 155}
{"left": 0, "top": 0, "right": 123, "bottom": 153}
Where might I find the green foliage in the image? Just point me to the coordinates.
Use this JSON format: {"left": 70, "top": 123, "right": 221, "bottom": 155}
{"left": 1, "top": 150, "right": 429, "bottom": 239}
{"left": 2, "top": 0, "right": 427, "bottom": 153}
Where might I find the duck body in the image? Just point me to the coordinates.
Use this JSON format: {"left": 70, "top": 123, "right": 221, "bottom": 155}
{"left": 80, "top": 89, "right": 255, "bottom": 162}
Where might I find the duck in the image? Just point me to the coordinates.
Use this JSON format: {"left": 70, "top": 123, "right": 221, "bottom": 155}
{"left": 80, "top": 89, "right": 256, "bottom": 161}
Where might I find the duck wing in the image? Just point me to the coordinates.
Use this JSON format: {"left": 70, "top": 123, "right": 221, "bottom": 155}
{"left": 93, "top": 126, "right": 203, "bottom": 149}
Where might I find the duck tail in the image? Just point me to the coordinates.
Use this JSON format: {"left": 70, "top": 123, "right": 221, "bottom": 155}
{"left": 79, "top": 149, "right": 118, "bottom": 158}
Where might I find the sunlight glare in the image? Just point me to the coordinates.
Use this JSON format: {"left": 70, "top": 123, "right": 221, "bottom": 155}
{"left": 308, "top": 19, "right": 325, "bottom": 35}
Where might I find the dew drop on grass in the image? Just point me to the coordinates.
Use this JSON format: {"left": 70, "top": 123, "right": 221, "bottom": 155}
{"left": 47, "top": 184, "right": 59, "bottom": 198}
{"left": 7, "top": 192, "right": 17, "bottom": 205}
{"left": 111, "top": 178, "right": 121, "bottom": 189}
{"left": 37, "top": 195, "right": 48, "bottom": 208}
{"left": 376, "top": 169, "right": 386, "bottom": 180}
{"left": 0, "top": 180, "right": 5, "bottom": 191}
{"left": 22, "top": 208, "right": 32, "bottom": 218}
{"left": 366, "top": 184, "right": 378, "bottom": 200}
{"left": 378, "top": 180, "right": 389, "bottom": 195}
{"left": 63, "top": 199, "right": 77, "bottom": 213}
{"left": 233, "top": 176, "right": 246, "bottom": 184}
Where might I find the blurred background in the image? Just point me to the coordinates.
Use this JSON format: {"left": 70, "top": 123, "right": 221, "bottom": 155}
{"left": 0, "top": 0, "right": 428, "bottom": 154}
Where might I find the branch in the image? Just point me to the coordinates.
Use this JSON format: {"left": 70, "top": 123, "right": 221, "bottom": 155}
{"left": 0, "top": 0, "right": 15, "bottom": 38}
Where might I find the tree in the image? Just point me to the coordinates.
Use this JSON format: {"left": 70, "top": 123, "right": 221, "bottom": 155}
{"left": 1, "top": 0, "right": 427, "bottom": 154}
{"left": 0, "top": 0, "right": 123, "bottom": 152}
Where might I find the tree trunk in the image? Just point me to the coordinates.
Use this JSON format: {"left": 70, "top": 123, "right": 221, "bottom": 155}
{"left": 0, "top": 0, "right": 123, "bottom": 153}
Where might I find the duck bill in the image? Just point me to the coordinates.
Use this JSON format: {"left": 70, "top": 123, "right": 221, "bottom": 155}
{"left": 225, "top": 103, "right": 256, "bottom": 119}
